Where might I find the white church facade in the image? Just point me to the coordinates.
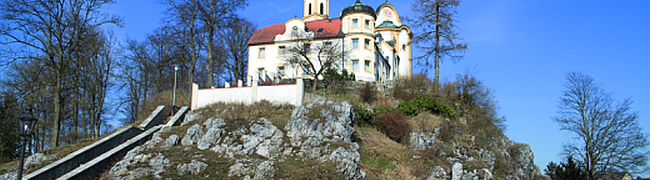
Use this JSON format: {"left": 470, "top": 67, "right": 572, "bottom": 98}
{"left": 247, "top": 0, "right": 412, "bottom": 84}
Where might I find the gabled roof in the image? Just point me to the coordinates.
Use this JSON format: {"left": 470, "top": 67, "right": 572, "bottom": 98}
{"left": 247, "top": 24, "right": 285, "bottom": 45}
{"left": 247, "top": 19, "right": 342, "bottom": 45}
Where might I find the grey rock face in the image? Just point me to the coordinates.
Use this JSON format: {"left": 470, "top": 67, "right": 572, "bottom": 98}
{"left": 452, "top": 162, "right": 463, "bottom": 180}
{"left": 427, "top": 166, "right": 447, "bottom": 180}
{"left": 182, "top": 111, "right": 200, "bottom": 126}
{"left": 285, "top": 100, "right": 365, "bottom": 179}
{"left": 197, "top": 126, "right": 223, "bottom": 150}
{"left": 510, "top": 143, "right": 538, "bottom": 180}
{"left": 253, "top": 161, "right": 276, "bottom": 180}
{"left": 410, "top": 131, "right": 437, "bottom": 150}
{"left": 176, "top": 159, "right": 208, "bottom": 175}
{"left": 24, "top": 153, "right": 53, "bottom": 168}
{"left": 327, "top": 143, "right": 364, "bottom": 180}
{"left": 181, "top": 124, "right": 204, "bottom": 146}
{"left": 228, "top": 162, "right": 253, "bottom": 177}
{"left": 165, "top": 134, "right": 180, "bottom": 147}
{"left": 0, "top": 171, "right": 17, "bottom": 180}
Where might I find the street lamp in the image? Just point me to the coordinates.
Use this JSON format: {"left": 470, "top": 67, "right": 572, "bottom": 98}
{"left": 172, "top": 64, "right": 179, "bottom": 109}
{"left": 17, "top": 109, "right": 37, "bottom": 180}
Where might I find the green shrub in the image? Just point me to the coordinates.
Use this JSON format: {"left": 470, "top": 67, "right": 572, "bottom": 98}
{"left": 354, "top": 105, "right": 375, "bottom": 126}
{"left": 354, "top": 105, "right": 398, "bottom": 127}
{"left": 397, "top": 100, "right": 420, "bottom": 116}
{"left": 397, "top": 96, "right": 455, "bottom": 117}
{"left": 375, "top": 111, "right": 411, "bottom": 144}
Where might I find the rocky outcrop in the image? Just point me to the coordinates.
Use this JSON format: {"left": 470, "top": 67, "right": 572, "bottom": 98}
{"left": 286, "top": 99, "right": 364, "bottom": 180}
{"left": 104, "top": 99, "right": 364, "bottom": 180}
{"left": 509, "top": 143, "right": 539, "bottom": 180}
{"left": 410, "top": 129, "right": 438, "bottom": 150}
{"left": 107, "top": 129, "right": 172, "bottom": 180}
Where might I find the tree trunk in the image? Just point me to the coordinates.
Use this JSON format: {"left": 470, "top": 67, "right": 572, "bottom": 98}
{"left": 207, "top": 29, "right": 215, "bottom": 87}
{"left": 434, "top": 2, "right": 441, "bottom": 86}
{"left": 51, "top": 73, "right": 61, "bottom": 148}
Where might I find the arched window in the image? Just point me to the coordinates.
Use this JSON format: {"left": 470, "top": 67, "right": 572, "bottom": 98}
{"left": 308, "top": 4, "right": 312, "bottom": 15}
{"left": 320, "top": 3, "right": 324, "bottom": 14}
{"left": 292, "top": 26, "right": 298, "bottom": 37}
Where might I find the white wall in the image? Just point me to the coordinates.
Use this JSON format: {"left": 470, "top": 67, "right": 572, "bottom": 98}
{"left": 191, "top": 79, "right": 304, "bottom": 110}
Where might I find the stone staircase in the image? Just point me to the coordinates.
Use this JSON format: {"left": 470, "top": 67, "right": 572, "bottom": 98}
{"left": 20, "top": 106, "right": 189, "bottom": 180}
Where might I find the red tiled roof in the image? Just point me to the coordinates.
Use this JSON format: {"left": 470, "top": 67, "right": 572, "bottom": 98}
{"left": 247, "top": 19, "right": 342, "bottom": 45}
{"left": 306, "top": 19, "right": 342, "bottom": 39}
{"left": 247, "top": 24, "right": 285, "bottom": 45}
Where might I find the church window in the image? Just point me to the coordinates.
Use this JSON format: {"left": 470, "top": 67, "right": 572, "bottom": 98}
{"left": 259, "top": 47, "right": 266, "bottom": 58}
{"left": 352, "top": 19, "right": 358, "bottom": 29}
{"left": 351, "top": 59, "right": 359, "bottom": 71}
{"left": 365, "top": 60, "right": 371, "bottom": 72}
{"left": 402, "top": 44, "right": 406, "bottom": 51}
{"left": 308, "top": 4, "right": 312, "bottom": 15}
{"left": 320, "top": 3, "right": 324, "bottom": 14}
{"left": 304, "top": 43, "right": 311, "bottom": 54}
{"left": 292, "top": 26, "right": 298, "bottom": 37}
{"left": 365, "top": 39, "right": 371, "bottom": 50}
{"left": 352, "top": 38, "right": 359, "bottom": 49}
{"left": 258, "top": 68, "right": 265, "bottom": 79}
{"left": 278, "top": 66, "right": 285, "bottom": 77}
{"left": 324, "top": 42, "right": 332, "bottom": 52}
{"left": 279, "top": 46, "right": 286, "bottom": 57}
{"left": 365, "top": 19, "right": 370, "bottom": 29}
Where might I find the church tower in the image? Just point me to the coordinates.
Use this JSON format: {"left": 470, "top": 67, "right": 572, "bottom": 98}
{"left": 303, "top": 0, "right": 329, "bottom": 21}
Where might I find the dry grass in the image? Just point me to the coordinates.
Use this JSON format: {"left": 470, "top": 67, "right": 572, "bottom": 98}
{"left": 356, "top": 126, "right": 417, "bottom": 179}
{"left": 408, "top": 112, "right": 444, "bottom": 133}
{"left": 372, "top": 96, "right": 397, "bottom": 109}
{"left": 375, "top": 112, "right": 411, "bottom": 144}
{"left": 275, "top": 158, "right": 345, "bottom": 180}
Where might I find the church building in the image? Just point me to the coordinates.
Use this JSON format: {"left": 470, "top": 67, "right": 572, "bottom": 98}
{"left": 247, "top": 0, "right": 412, "bottom": 84}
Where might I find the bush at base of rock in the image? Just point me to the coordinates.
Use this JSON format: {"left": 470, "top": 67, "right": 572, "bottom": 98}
{"left": 375, "top": 111, "right": 411, "bottom": 144}
{"left": 397, "top": 96, "right": 455, "bottom": 117}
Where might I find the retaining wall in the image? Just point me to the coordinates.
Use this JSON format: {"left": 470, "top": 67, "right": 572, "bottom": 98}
{"left": 24, "top": 106, "right": 167, "bottom": 180}
{"left": 191, "top": 79, "right": 304, "bottom": 110}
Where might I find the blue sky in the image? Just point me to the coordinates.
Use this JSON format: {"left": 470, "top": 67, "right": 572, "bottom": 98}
{"left": 107, "top": 0, "right": 650, "bottom": 175}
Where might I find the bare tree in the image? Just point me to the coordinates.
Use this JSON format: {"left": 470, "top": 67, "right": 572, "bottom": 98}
{"left": 196, "top": 0, "right": 247, "bottom": 87}
{"left": 75, "top": 28, "right": 117, "bottom": 138}
{"left": 161, "top": 0, "right": 203, "bottom": 90}
{"left": 285, "top": 33, "right": 346, "bottom": 91}
{"left": 0, "top": 0, "right": 121, "bottom": 147}
{"left": 219, "top": 16, "right": 256, "bottom": 84}
{"left": 408, "top": 0, "right": 467, "bottom": 85}
{"left": 553, "top": 72, "right": 648, "bottom": 180}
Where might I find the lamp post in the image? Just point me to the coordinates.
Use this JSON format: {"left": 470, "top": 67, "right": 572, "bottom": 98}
{"left": 172, "top": 64, "right": 179, "bottom": 108}
{"left": 17, "top": 109, "right": 37, "bottom": 180}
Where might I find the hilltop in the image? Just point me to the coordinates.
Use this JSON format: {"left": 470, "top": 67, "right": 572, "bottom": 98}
{"left": 2, "top": 73, "right": 543, "bottom": 180}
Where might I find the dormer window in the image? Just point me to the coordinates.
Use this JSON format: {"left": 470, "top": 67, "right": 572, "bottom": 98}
{"left": 292, "top": 26, "right": 298, "bottom": 37}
